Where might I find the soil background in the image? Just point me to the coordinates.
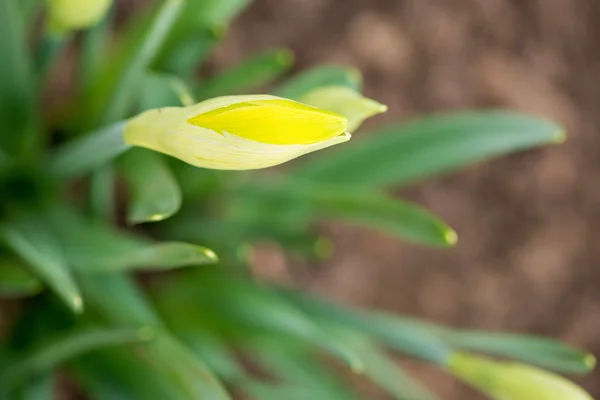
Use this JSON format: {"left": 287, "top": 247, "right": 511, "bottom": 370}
{"left": 213, "top": 1, "right": 600, "bottom": 399}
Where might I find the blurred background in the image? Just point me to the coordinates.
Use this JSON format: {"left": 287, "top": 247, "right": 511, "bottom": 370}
{"left": 74, "top": 0, "right": 600, "bottom": 398}
{"left": 208, "top": 1, "right": 600, "bottom": 399}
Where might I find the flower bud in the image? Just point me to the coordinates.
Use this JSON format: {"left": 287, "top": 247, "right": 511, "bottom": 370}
{"left": 448, "top": 352, "right": 594, "bottom": 400}
{"left": 124, "top": 95, "right": 350, "bottom": 170}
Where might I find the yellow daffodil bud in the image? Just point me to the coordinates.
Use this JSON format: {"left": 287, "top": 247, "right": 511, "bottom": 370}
{"left": 124, "top": 95, "right": 350, "bottom": 170}
{"left": 448, "top": 352, "right": 594, "bottom": 400}
{"left": 299, "top": 86, "right": 387, "bottom": 133}
{"left": 46, "top": 0, "right": 112, "bottom": 35}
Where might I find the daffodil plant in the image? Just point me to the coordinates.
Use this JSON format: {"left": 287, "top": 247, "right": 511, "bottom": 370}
{"left": 0, "top": 0, "right": 595, "bottom": 399}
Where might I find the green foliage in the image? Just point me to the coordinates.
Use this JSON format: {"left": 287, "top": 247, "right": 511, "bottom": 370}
{"left": 0, "top": 0, "right": 593, "bottom": 399}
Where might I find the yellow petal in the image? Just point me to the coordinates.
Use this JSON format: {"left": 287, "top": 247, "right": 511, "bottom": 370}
{"left": 188, "top": 98, "right": 347, "bottom": 145}
{"left": 299, "top": 86, "right": 387, "bottom": 133}
{"left": 124, "top": 95, "right": 350, "bottom": 170}
{"left": 448, "top": 352, "right": 594, "bottom": 400}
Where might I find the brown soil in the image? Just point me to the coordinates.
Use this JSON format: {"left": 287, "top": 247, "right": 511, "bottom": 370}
{"left": 216, "top": 0, "right": 600, "bottom": 398}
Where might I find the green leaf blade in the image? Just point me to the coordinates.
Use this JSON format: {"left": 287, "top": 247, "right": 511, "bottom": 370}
{"left": 235, "top": 180, "right": 456, "bottom": 247}
{"left": 275, "top": 65, "right": 363, "bottom": 100}
{"left": 0, "top": 328, "right": 150, "bottom": 394}
{"left": 197, "top": 48, "right": 294, "bottom": 99}
{"left": 1, "top": 213, "right": 82, "bottom": 313}
{"left": 120, "top": 149, "right": 182, "bottom": 224}
{"left": 0, "top": 0, "right": 35, "bottom": 155}
{"left": 48, "top": 207, "right": 217, "bottom": 273}
{"left": 294, "top": 111, "right": 564, "bottom": 188}
{"left": 101, "top": 0, "right": 184, "bottom": 124}
{"left": 444, "top": 331, "right": 596, "bottom": 374}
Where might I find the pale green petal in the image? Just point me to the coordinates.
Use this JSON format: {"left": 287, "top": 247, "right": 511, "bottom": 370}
{"left": 299, "top": 86, "right": 387, "bottom": 133}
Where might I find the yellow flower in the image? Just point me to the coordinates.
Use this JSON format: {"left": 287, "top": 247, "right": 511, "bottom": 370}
{"left": 47, "top": 0, "right": 112, "bottom": 34}
{"left": 448, "top": 352, "right": 594, "bottom": 400}
{"left": 124, "top": 95, "right": 350, "bottom": 170}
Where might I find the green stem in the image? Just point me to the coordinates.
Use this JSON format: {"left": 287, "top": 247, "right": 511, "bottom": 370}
{"left": 47, "top": 121, "right": 131, "bottom": 179}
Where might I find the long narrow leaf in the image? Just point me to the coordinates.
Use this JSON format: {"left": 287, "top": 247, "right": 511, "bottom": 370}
{"left": 14, "top": 373, "right": 54, "bottom": 400}
{"left": 72, "top": 334, "right": 231, "bottom": 400}
{"left": 48, "top": 207, "right": 217, "bottom": 273}
{"left": 139, "top": 72, "right": 195, "bottom": 110}
{"left": 294, "top": 111, "right": 564, "bottom": 188}
{"left": 78, "top": 274, "right": 162, "bottom": 328}
{"left": 158, "top": 28, "right": 223, "bottom": 78}
{"left": 197, "top": 48, "right": 293, "bottom": 99}
{"left": 156, "top": 0, "right": 250, "bottom": 74}
{"left": 248, "top": 340, "right": 359, "bottom": 400}
{"left": 1, "top": 213, "right": 82, "bottom": 313}
{"left": 101, "top": 0, "right": 183, "bottom": 124}
{"left": 120, "top": 149, "right": 182, "bottom": 224}
{"left": 155, "top": 272, "right": 363, "bottom": 372}
{"left": 232, "top": 180, "right": 456, "bottom": 247}
{"left": 274, "top": 65, "right": 362, "bottom": 100}
{"left": 48, "top": 121, "right": 130, "bottom": 179}
{"left": 442, "top": 330, "right": 595, "bottom": 374}
{"left": 0, "top": 328, "right": 150, "bottom": 395}
{"left": 0, "top": 0, "right": 35, "bottom": 155}
{"left": 282, "top": 290, "right": 451, "bottom": 365}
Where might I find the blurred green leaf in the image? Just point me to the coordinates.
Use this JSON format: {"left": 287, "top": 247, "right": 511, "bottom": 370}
{"left": 156, "top": 0, "right": 251, "bottom": 74}
{"left": 156, "top": 272, "right": 362, "bottom": 371}
{"left": 100, "top": 0, "right": 183, "bottom": 124}
{"left": 17, "top": 0, "right": 41, "bottom": 27}
{"left": 34, "top": 34, "right": 68, "bottom": 83}
{"left": 139, "top": 72, "right": 195, "bottom": 110}
{"left": 48, "top": 207, "right": 217, "bottom": 273}
{"left": 244, "top": 382, "right": 320, "bottom": 400}
{"left": 145, "top": 333, "right": 232, "bottom": 399}
{"left": 197, "top": 48, "right": 294, "bottom": 99}
{"left": 294, "top": 111, "right": 564, "bottom": 188}
{"left": 179, "top": 332, "right": 245, "bottom": 382}
{"left": 0, "top": 0, "right": 35, "bottom": 155}
{"left": 442, "top": 330, "right": 596, "bottom": 375}
{"left": 79, "top": 7, "right": 112, "bottom": 94}
{"left": 358, "top": 343, "right": 436, "bottom": 400}
{"left": 248, "top": 340, "right": 359, "bottom": 400}
{"left": 183, "top": 0, "right": 251, "bottom": 26}
{"left": 325, "top": 330, "right": 437, "bottom": 400}
{"left": 282, "top": 290, "right": 451, "bottom": 365}
{"left": 12, "top": 373, "right": 54, "bottom": 400}
{"left": 120, "top": 148, "right": 182, "bottom": 224}
{"left": 71, "top": 346, "right": 182, "bottom": 400}
{"left": 157, "top": 26, "right": 223, "bottom": 79}
{"left": 48, "top": 121, "right": 130, "bottom": 179}
{"left": 0, "top": 328, "right": 150, "bottom": 395}
{"left": 0, "top": 258, "right": 43, "bottom": 298}
{"left": 1, "top": 212, "right": 82, "bottom": 313}
{"left": 275, "top": 66, "right": 363, "bottom": 100}
{"left": 79, "top": 274, "right": 162, "bottom": 328}
{"left": 72, "top": 334, "right": 231, "bottom": 400}
{"left": 233, "top": 180, "right": 456, "bottom": 247}
{"left": 89, "top": 164, "right": 115, "bottom": 221}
